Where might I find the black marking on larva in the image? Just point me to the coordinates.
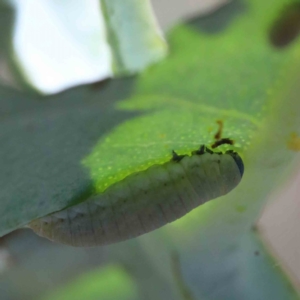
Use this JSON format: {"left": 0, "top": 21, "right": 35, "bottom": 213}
{"left": 192, "top": 145, "right": 206, "bottom": 155}
{"left": 226, "top": 150, "right": 244, "bottom": 176}
{"left": 205, "top": 147, "right": 214, "bottom": 154}
{"left": 211, "top": 138, "right": 234, "bottom": 148}
{"left": 226, "top": 150, "right": 234, "bottom": 154}
{"left": 171, "top": 150, "right": 187, "bottom": 162}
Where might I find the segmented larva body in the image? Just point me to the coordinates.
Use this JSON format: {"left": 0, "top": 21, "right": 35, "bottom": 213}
{"left": 28, "top": 146, "right": 244, "bottom": 247}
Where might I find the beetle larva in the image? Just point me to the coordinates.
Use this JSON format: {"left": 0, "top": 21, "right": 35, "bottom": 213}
{"left": 28, "top": 145, "right": 244, "bottom": 247}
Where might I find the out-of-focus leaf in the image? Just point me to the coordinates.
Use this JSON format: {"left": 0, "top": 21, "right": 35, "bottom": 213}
{"left": 0, "top": 230, "right": 182, "bottom": 300}
{"left": 101, "top": 0, "right": 167, "bottom": 75}
{"left": 0, "top": 0, "right": 167, "bottom": 94}
{"left": 42, "top": 264, "right": 138, "bottom": 300}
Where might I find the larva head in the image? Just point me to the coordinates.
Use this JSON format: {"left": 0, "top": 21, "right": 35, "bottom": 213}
{"left": 226, "top": 150, "right": 244, "bottom": 176}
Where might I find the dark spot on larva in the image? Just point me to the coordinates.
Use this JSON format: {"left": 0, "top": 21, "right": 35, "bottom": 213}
{"left": 206, "top": 148, "right": 214, "bottom": 154}
{"left": 211, "top": 138, "right": 234, "bottom": 148}
{"left": 144, "top": 191, "right": 148, "bottom": 195}
{"left": 254, "top": 250, "right": 260, "bottom": 256}
{"left": 217, "top": 159, "right": 221, "bottom": 163}
{"left": 164, "top": 183, "right": 167, "bottom": 186}
{"left": 270, "top": 3, "right": 300, "bottom": 48}
{"left": 192, "top": 145, "right": 206, "bottom": 155}
{"left": 171, "top": 150, "right": 186, "bottom": 162}
{"left": 227, "top": 151, "right": 244, "bottom": 176}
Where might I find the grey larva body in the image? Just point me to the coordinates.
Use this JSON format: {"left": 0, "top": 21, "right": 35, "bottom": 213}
{"left": 28, "top": 148, "right": 244, "bottom": 247}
